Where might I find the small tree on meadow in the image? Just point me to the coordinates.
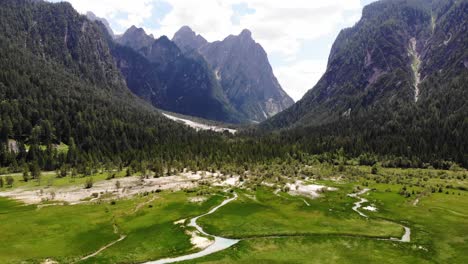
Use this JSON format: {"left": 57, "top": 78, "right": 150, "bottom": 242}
{"left": 6, "top": 176, "right": 14, "bottom": 187}
{"left": 23, "top": 165, "right": 30, "bottom": 182}
{"left": 30, "top": 162, "right": 41, "bottom": 180}
{"left": 84, "top": 177, "right": 93, "bottom": 189}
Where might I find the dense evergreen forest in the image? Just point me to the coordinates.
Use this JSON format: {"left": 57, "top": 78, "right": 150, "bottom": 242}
{"left": 0, "top": 0, "right": 466, "bottom": 178}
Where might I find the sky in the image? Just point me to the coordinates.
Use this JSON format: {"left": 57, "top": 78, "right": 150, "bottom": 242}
{"left": 50, "top": 0, "right": 377, "bottom": 101}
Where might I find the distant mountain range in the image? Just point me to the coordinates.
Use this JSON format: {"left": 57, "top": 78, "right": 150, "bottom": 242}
{"left": 110, "top": 26, "right": 242, "bottom": 123}
{"left": 88, "top": 13, "right": 294, "bottom": 123}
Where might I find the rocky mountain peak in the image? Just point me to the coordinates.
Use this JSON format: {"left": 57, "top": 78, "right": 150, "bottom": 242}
{"left": 173, "top": 26, "right": 208, "bottom": 53}
{"left": 239, "top": 29, "right": 252, "bottom": 39}
{"left": 117, "top": 25, "right": 154, "bottom": 52}
{"left": 172, "top": 26, "right": 294, "bottom": 122}
{"left": 198, "top": 29, "right": 294, "bottom": 121}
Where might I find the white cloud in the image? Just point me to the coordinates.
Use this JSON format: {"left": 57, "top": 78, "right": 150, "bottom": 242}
{"left": 275, "top": 60, "right": 327, "bottom": 101}
{"left": 52, "top": 0, "right": 155, "bottom": 28}
{"left": 151, "top": 0, "right": 361, "bottom": 57}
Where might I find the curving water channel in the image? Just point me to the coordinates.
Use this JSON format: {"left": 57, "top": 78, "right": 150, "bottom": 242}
{"left": 145, "top": 193, "right": 240, "bottom": 264}
{"left": 348, "top": 189, "right": 411, "bottom": 242}
{"left": 147, "top": 189, "right": 410, "bottom": 264}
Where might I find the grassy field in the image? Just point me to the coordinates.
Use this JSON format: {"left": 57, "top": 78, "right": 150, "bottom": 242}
{"left": 184, "top": 166, "right": 468, "bottom": 264}
{"left": 181, "top": 236, "right": 430, "bottom": 264}
{"left": 0, "top": 191, "right": 224, "bottom": 263}
{"left": 0, "top": 165, "right": 466, "bottom": 263}
{"left": 199, "top": 187, "right": 403, "bottom": 239}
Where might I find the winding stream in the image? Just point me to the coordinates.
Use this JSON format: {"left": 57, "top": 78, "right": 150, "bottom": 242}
{"left": 348, "top": 189, "right": 411, "bottom": 242}
{"left": 146, "top": 188, "right": 410, "bottom": 264}
{"left": 145, "top": 193, "right": 240, "bottom": 264}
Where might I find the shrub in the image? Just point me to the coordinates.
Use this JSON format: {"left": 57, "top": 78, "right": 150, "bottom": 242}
{"left": 84, "top": 177, "right": 94, "bottom": 189}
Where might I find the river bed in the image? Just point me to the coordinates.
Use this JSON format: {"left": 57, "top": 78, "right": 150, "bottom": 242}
{"left": 145, "top": 193, "right": 240, "bottom": 264}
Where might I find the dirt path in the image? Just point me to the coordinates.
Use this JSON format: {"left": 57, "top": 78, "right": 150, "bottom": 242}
{"left": 79, "top": 233, "right": 126, "bottom": 262}
{"left": 133, "top": 196, "right": 157, "bottom": 214}
{"left": 77, "top": 195, "right": 161, "bottom": 262}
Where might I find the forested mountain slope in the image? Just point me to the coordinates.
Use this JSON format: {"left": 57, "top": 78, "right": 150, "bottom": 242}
{"left": 0, "top": 0, "right": 235, "bottom": 169}
{"left": 261, "top": 0, "right": 467, "bottom": 166}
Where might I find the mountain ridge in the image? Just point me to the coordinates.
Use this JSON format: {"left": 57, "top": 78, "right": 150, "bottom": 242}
{"left": 112, "top": 26, "right": 243, "bottom": 123}
{"left": 172, "top": 26, "right": 294, "bottom": 122}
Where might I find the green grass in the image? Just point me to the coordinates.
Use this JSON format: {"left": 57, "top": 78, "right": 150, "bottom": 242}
{"left": 181, "top": 236, "right": 431, "bottom": 264}
{"left": 188, "top": 166, "right": 467, "bottom": 264}
{"left": 0, "top": 191, "right": 224, "bottom": 264}
{"left": 364, "top": 185, "right": 468, "bottom": 263}
{"left": 0, "top": 165, "right": 466, "bottom": 263}
{"left": 199, "top": 187, "right": 403, "bottom": 239}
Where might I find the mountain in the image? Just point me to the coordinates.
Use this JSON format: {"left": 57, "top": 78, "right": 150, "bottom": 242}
{"left": 173, "top": 26, "right": 208, "bottom": 53}
{"left": 112, "top": 27, "right": 242, "bottom": 123}
{"left": 86, "top": 11, "right": 115, "bottom": 39}
{"left": 116, "top": 26, "right": 155, "bottom": 52}
{"left": 262, "top": 0, "right": 467, "bottom": 165}
{"left": 173, "top": 27, "right": 294, "bottom": 122}
{"left": 0, "top": 0, "right": 220, "bottom": 168}
{"left": 266, "top": 0, "right": 467, "bottom": 128}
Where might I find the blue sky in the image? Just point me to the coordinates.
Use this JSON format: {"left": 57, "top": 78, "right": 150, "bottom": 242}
{"left": 50, "top": 0, "right": 377, "bottom": 101}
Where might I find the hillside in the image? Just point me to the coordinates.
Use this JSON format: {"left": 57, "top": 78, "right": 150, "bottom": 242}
{"left": 262, "top": 0, "right": 467, "bottom": 166}
{"left": 0, "top": 0, "right": 233, "bottom": 169}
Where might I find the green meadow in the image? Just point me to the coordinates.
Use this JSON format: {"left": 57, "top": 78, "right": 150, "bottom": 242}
{"left": 0, "top": 165, "right": 466, "bottom": 263}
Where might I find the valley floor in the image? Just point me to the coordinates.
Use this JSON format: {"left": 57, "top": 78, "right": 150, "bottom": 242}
{"left": 0, "top": 165, "right": 467, "bottom": 264}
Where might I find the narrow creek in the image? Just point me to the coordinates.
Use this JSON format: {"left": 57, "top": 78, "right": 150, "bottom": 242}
{"left": 145, "top": 193, "right": 240, "bottom": 264}
{"left": 348, "top": 189, "right": 411, "bottom": 242}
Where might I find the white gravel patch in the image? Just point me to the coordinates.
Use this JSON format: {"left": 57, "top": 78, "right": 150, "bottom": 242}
{"left": 0, "top": 172, "right": 214, "bottom": 205}
{"left": 286, "top": 181, "right": 337, "bottom": 198}
{"left": 363, "top": 205, "right": 377, "bottom": 212}
{"left": 163, "top": 113, "right": 236, "bottom": 134}
{"left": 186, "top": 230, "right": 214, "bottom": 249}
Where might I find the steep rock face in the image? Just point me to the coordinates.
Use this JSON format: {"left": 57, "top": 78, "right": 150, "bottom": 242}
{"left": 173, "top": 27, "right": 294, "bottom": 122}
{"left": 265, "top": 0, "right": 467, "bottom": 129}
{"left": 112, "top": 27, "right": 242, "bottom": 123}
